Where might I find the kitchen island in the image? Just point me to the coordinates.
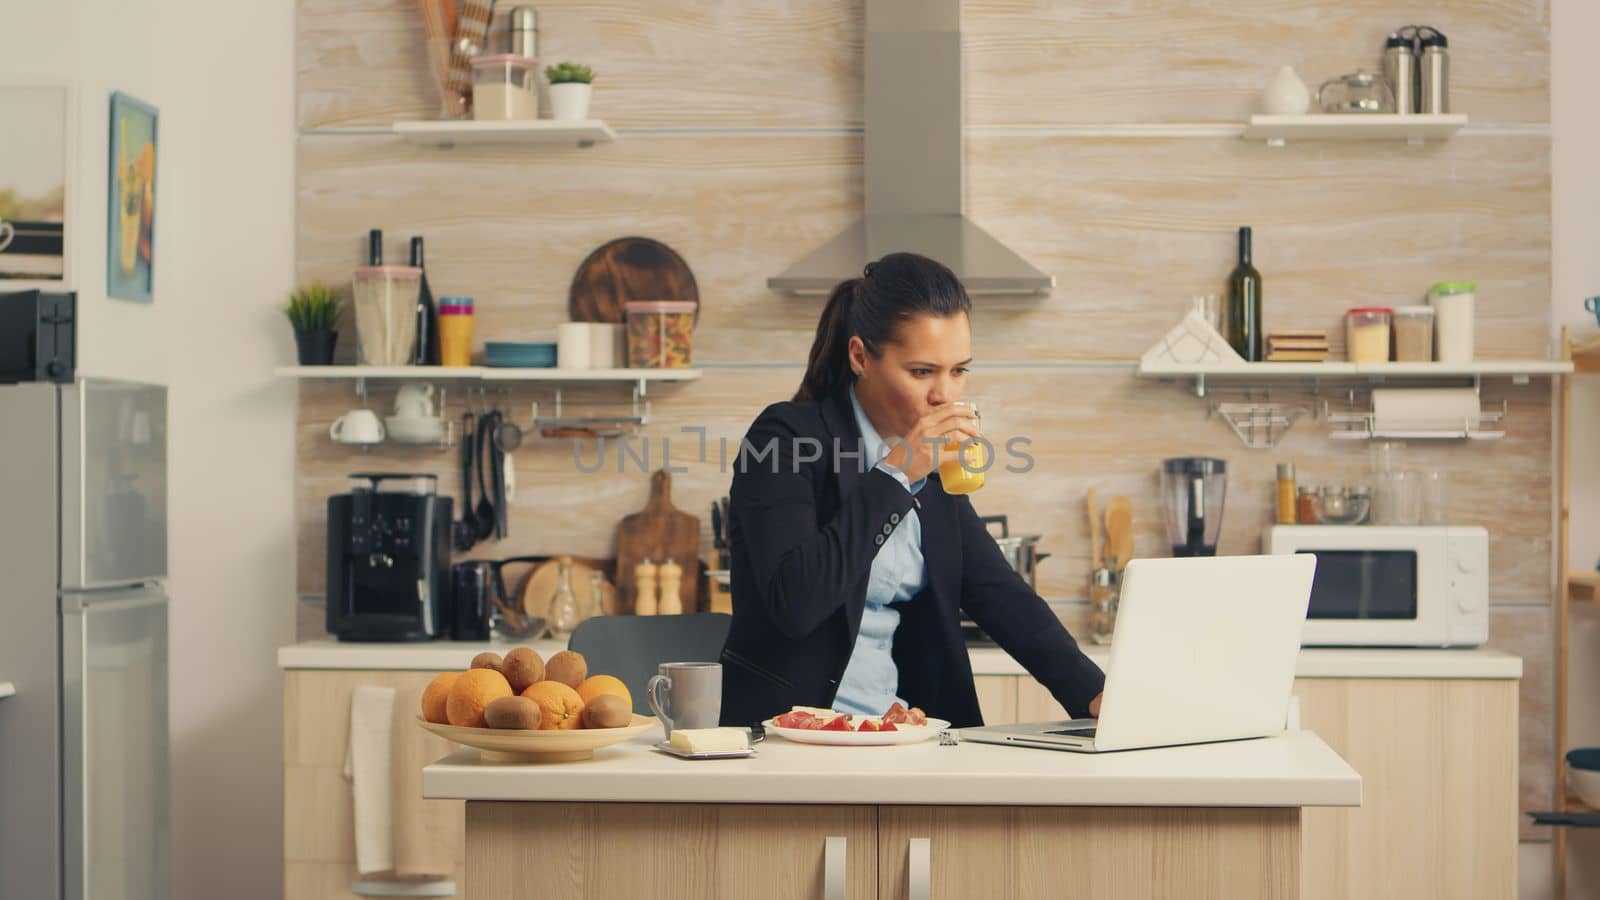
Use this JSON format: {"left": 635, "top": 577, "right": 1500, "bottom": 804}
{"left": 282, "top": 642, "right": 1518, "bottom": 899}
{"left": 423, "top": 728, "right": 1359, "bottom": 899}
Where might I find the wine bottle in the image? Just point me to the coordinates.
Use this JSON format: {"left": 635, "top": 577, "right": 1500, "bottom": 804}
{"left": 1227, "top": 226, "right": 1263, "bottom": 362}
{"left": 410, "top": 236, "right": 440, "bottom": 365}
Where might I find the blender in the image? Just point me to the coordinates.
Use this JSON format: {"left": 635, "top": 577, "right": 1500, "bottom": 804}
{"left": 1162, "top": 458, "right": 1227, "bottom": 557}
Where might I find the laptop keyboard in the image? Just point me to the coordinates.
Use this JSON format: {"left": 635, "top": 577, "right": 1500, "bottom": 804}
{"left": 1044, "top": 727, "right": 1098, "bottom": 738}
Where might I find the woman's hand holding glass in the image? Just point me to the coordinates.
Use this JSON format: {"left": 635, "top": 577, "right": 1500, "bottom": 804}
{"left": 881, "top": 403, "right": 981, "bottom": 484}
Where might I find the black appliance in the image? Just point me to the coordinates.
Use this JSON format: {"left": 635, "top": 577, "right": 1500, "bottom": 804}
{"left": 327, "top": 473, "right": 454, "bottom": 641}
{"left": 0, "top": 289, "right": 75, "bottom": 383}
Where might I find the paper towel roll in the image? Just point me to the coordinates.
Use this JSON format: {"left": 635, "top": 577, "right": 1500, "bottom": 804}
{"left": 1372, "top": 388, "right": 1480, "bottom": 433}
{"left": 588, "top": 323, "right": 621, "bottom": 369}
{"left": 558, "top": 322, "right": 592, "bottom": 369}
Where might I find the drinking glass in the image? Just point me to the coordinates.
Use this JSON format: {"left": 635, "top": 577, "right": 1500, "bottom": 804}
{"left": 939, "top": 401, "right": 987, "bottom": 495}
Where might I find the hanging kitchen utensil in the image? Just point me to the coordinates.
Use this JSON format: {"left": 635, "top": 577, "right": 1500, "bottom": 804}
{"left": 613, "top": 469, "right": 701, "bottom": 614}
{"left": 568, "top": 237, "right": 700, "bottom": 324}
{"left": 473, "top": 412, "right": 498, "bottom": 542}
{"left": 453, "top": 409, "right": 479, "bottom": 551}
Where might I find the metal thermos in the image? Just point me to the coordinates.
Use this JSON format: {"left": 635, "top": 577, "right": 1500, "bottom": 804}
{"left": 508, "top": 6, "right": 539, "bottom": 59}
{"left": 1419, "top": 27, "right": 1449, "bottom": 114}
{"left": 1384, "top": 31, "right": 1416, "bottom": 114}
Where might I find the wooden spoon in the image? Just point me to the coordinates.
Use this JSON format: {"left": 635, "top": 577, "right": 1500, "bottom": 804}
{"left": 1105, "top": 497, "right": 1134, "bottom": 571}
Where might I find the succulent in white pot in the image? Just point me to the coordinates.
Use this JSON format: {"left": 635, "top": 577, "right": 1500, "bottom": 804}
{"left": 546, "top": 61, "right": 595, "bottom": 121}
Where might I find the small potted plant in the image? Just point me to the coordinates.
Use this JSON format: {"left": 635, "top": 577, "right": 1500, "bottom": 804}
{"left": 546, "top": 61, "right": 595, "bottom": 121}
{"left": 285, "top": 282, "right": 341, "bottom": 365}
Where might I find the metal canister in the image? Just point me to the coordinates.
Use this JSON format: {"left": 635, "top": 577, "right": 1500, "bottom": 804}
{"left": 1419, "top": 27, "right": 1449, "bottom": 114}
{"left": 508, "top": 6, "right": 539, "bottom": 59}
{"left": 1384, "top": 31, "right": 1416, "bottom": 114}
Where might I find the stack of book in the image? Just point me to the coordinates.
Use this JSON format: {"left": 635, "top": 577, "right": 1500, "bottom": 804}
{"left": 1266, "top": 330, "right": 1330, "bottom": 362}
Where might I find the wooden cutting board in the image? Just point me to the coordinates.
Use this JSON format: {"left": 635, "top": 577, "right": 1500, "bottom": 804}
{"left": 568, "top": 237, "right": 700, "bottom": 324}
{"left": 614, "top": 469, "right": 700, "bottom": 614}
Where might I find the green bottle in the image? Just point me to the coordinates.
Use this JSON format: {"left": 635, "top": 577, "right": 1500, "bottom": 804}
{"left": 1227, "top": 226, "right": 1263, "bottom": 362}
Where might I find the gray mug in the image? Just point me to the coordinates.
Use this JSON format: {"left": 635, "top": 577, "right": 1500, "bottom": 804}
{"left": 646, "top": 661, "right": 722, "bottom": 734}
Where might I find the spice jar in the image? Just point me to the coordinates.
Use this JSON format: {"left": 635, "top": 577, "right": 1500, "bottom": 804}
{"left": 1296, "top": 485, "right": 1320, "bottom": 524}
{"left": 1392, "top": 306, "right": 1435, "bottom": 363}
{"left": 625, "top": 301, "right": 696, "bottom": 368}
{"left": 1345, "top": 307, "right": 1393, "bottom": 363}
{"left": 471, "top": 54, "right": 539, "bottom": 121}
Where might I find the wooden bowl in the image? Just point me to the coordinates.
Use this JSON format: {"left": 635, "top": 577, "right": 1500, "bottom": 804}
{"left": 416, "top": 713, "right": 657, "bottom": 763}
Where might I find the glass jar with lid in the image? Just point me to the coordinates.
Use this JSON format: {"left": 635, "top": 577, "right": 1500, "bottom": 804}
{"left": 471, "top": 54, "right": 540, "bottom": 121}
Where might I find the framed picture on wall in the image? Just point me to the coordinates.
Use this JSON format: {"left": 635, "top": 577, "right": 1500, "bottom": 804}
{"left": 0, "top": 84, "right": 69, "bottom": 284}
{"left": 107, "top": 91, "right": 157, "bottom": 303}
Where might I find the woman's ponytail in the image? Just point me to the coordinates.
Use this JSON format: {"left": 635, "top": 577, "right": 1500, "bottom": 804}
{"left": 794, "top": 277, "right": 861, "bottom": 402}
{"left": 791, "top": 253, "right": 971, "bottom": 404}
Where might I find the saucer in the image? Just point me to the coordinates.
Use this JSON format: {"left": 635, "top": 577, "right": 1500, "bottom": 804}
{"left": 385, "top": 415, "right": 445, "bottom": 444}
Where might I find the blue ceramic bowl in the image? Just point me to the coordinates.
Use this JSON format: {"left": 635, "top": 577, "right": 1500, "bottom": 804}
{"left": 484, "top": 342, "right": 557, "bottom": 367}
{"left": 1567, "top": 748, "right": 1600, "bottom": 772}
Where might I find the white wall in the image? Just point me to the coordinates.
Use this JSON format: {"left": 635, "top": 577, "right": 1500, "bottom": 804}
{"left": 1547, "top": 0, "right": 1600, "bottom": 897}
{"left": 3, "top": 0, "right": 297, "bottom": 897}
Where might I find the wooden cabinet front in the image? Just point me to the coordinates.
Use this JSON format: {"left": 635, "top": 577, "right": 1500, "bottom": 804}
{"left": 464, "top": 802, "right": 878, "bottom": 900}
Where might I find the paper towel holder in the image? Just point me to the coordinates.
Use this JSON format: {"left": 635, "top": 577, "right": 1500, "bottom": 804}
{"left": 1322, "top": 392, "right": 1507, "bottom": 441}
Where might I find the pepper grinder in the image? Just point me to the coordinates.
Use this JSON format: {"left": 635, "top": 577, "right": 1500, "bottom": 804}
{"left": 633, "top": 558, "right": 659, "bottom": 616}
{"left": 657, "top": 558, "right": 683, "bottom": 615}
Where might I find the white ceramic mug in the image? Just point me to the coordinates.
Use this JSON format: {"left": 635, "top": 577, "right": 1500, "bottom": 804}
{"left": 0, "top": 220, "right": 14, "bottom": 253}
{"left": 330, "top": 409, "right": 385, "bottom": 444}
{"left": 647, "top": 661, "right": 722, "bottom": 734}
{"left": 393, "top": 382, "right": 435, "bottom": 419}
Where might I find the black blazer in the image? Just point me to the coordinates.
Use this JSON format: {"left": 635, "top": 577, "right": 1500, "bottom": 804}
{"left": 718, "top": 388, "right": 1105, "bottom": 728}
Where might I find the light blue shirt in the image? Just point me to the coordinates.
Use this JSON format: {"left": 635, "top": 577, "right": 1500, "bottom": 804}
{"left": 833, "top": 386, "right": 928, "bottom": 717}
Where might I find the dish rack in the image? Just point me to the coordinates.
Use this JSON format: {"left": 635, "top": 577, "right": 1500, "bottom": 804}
{"left": 1209, "top": 400, "right": 1308, "bottom": 449}
{"left": 531, "top": 385, "right": 651, "bottom": 439}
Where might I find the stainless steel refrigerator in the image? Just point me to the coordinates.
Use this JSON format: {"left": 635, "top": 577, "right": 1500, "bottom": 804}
{"left": 0, "top": 378, "right": 169, "bottom": 900}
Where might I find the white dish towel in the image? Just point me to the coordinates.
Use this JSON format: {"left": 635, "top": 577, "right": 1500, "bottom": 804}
{"left": 344, "top": 685, "right": 397, "bottom": 875}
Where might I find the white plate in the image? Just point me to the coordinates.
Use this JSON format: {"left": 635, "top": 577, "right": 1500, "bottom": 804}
{"left": 761, "top": 717, "right": 951, "bottom": 747}
{"left": 652, "top": 741, "right": 757, "bottom": 760}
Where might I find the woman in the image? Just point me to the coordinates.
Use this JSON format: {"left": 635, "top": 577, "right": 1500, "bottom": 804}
{"left": 718, "top": 252, "right": 1104, "bottom": 728}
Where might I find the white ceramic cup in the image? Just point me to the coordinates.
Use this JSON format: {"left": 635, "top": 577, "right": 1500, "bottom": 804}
{"left": 558, "top": 322, "right": 592, "bottom": 369}
{"left": 647, "top": 661, "right": 723, "bottom": 734}
{"left": 393, "top": 382, "right": 435, "bottom": 419}
{"left": 0, "top": 220, "right": 13, "bottom": 253}
{"left": 330, "top": 409, "right": 385, "bottom": 444}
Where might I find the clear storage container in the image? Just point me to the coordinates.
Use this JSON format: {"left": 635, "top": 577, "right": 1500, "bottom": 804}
{"left": 625, "top": 301, "right": 696, "bottom": 368}
{"left": 471, "top": 54, "right": 539, "bottom": 121}
{"left": 352, "top": 266, "right": 422, "bottom": 366}
{"left": 1344, "top": 306, "right": 1393, "bottom": 363}
{"left": 1392, "top": 306, "right": 1435, "bottom": 362}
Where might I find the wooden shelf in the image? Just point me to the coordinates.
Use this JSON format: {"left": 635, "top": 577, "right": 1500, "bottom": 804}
{"left": 1571, "top": 333, "right": 1600, "bottom": 373}
{"left": 1242, "top": 113, "right": 1468, "bottom": 146}
{"left": 275, "top": 365, "right": 699, "bottom": 384}
{"left": 391, "top": 119, "right": 617, "bottom": 147}
{"left": 1138, "top": 359, "right": 1571, "bottom": 379}
{"left": 1569, "top": 571, "right": 1600, "bottom": 603}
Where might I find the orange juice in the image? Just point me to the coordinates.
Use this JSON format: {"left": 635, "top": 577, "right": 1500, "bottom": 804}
{"left": 939, "top": 437, "right": 987, "bottom": 494}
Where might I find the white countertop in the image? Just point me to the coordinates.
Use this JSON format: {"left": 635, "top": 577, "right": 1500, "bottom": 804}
{"left": 423, "top": 727, "right": 1361, "bottom": 808}
{"left": 280, "top": 638, "right": 1522, "bottom": 680}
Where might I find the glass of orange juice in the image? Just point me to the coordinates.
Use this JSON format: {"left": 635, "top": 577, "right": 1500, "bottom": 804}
{"left": 939, "top": 402, "right": 986, "bottom": 495}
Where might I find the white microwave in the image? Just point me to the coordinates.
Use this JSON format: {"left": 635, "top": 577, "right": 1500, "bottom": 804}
{"left": 1262, "top": 525, "right": 1488, "bottom": 647}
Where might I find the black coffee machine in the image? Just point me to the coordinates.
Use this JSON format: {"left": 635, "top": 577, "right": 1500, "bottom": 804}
{"left": 327, "top": 473, "right": 454, "bottom": 641}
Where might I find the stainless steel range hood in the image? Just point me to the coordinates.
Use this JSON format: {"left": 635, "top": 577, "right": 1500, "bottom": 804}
{"left": 768, "top": 0, "right": 1053, "bottom": 296}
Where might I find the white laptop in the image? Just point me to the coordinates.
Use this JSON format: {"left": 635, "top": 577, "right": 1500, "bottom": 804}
{"left": 961, "top": 554, "right": 1316, "bottom": 753}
